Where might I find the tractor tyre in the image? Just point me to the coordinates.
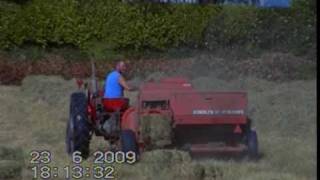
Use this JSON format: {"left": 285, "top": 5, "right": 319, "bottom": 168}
{"left": 120, "top": 130, "right": 139, "bottom": 156}
{"left": 246, "top": 129, "right": 259, "bottom": 159}
{"left": 66, "top": 92, "right": 91, "bottom": 159}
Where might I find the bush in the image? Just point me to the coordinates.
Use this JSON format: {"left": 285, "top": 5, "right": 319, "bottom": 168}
{"left": 0, "top": 0, "right": 316, "bottom": 57}
{"left": 0, "top": 1, "right": 21, "bottom": 49}
{"left": 204, "top": 0, "right": 316, "bottom": 56}
{"left": 204, "top": 5, "right": 259, "bottom": 48}
{"left": 0, "top": 0, "right": 217, "bottom": 51}
{"left": 79, "top": 1, "right": 219, "bottom": 51}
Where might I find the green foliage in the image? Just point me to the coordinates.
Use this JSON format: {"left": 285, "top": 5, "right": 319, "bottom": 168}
{"left": 205, "top": 5, "right": 259, "bottom": 48}
{"left": 0, "top": 0, "right": 217, "bottom": 51}
{"left": 204, "top": 0, "right": 316, "bottom": 56}
{"left": 78, "top": 1, "right": 218, "bottom": 51}
{"left": 0, "top": 1, "right": 21, "bottom": 49}
{"left": 8, "top": 45, "right": 45, "bottom": 61}
{"left": 84, "top": 40, "right": 124, "bottom": 61}
{"left": 0, "top": 0, "right": 316, "bottom": 57}
{"left": 21, "top": 0, "right": 80, "bottom": 46}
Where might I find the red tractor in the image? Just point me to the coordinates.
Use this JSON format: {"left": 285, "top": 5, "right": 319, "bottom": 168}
{"left": 66, "top": 63, "right": 258, "bottom": 159}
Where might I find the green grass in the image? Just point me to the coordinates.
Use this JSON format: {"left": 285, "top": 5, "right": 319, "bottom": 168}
{"left": 0, "top": 146, "right": 25, "bottom": 179}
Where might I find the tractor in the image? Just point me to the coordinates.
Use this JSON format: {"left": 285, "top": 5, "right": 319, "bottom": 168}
{"left": 65, "top": 62, "right": 258, "bottom": 159}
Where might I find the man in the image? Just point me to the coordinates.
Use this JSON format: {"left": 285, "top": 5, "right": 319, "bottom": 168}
{"left": 101, "top": 61, "right": 135, "bottom": 136}
{"left": 104, "top": 61, "right": 135, "bottom": 99}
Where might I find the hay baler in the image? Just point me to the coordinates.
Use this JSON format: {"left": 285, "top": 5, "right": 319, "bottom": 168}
{"left": 125, "top": 77, "right": 258, "bottom": 156}
{"left": 66, "top": 65, "right": 258, "bottom": 159}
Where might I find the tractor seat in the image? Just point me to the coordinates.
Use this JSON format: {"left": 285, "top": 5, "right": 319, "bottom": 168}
{"left": 103, "top": 98, "right": 129, "bottom": 112}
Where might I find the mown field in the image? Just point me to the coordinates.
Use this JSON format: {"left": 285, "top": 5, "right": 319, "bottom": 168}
{"left": 0, "top": 52, "right": 317, "bottom": 180}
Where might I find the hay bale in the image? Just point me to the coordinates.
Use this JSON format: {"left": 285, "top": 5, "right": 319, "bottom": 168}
{"left": 139, "top": 114, "right": 172, "bottom": 148}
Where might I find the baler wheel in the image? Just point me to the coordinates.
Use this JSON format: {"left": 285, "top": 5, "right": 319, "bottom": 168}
{"left": 120, "top": 130, "right": 139, "bottom": 156}
{"left": 66, "top": 92, "right": 91, "bottom": 159}
{"left": 247, "top": 129, "right": 259, "bottom": 159}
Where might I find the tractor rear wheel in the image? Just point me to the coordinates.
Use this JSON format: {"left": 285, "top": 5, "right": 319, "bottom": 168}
{"left": 120, "top": 130, "right": 139, "bottom": 156}
{"left": 66, "top": 92, "right": 91, "bottom": 159}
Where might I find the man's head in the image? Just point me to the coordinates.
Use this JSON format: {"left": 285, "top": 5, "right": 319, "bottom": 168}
{"left": 115, "top": 61, "right": 127, "bottom": 74}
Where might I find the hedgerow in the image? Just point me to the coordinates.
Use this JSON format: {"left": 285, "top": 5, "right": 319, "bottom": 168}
{"left": 204, "top": 0, "right": 316, "bottom": 55}
{"left": 0, "top": 0, "right": 316, "bottom": 56}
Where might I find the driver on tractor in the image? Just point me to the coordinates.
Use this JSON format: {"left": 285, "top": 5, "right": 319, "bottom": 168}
{"left": 103, "top": 61, "right": 135, "bottom": 112}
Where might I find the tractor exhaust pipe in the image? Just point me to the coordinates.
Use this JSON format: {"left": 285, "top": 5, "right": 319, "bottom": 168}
{"left": 91, "top": 60, "right": 98, "bottom": 96}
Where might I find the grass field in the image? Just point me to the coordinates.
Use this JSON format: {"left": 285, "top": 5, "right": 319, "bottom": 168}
{"left": 0, "top": 54, "right": 316, "bottom": 180}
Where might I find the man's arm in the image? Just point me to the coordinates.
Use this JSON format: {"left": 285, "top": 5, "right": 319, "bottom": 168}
{"left": 119, "top": 75, "right": 135, "bottom": 91}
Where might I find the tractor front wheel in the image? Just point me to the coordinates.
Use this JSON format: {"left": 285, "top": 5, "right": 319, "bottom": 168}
{"left": 66, "top": 92, "right": 91, "bottom": 159}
